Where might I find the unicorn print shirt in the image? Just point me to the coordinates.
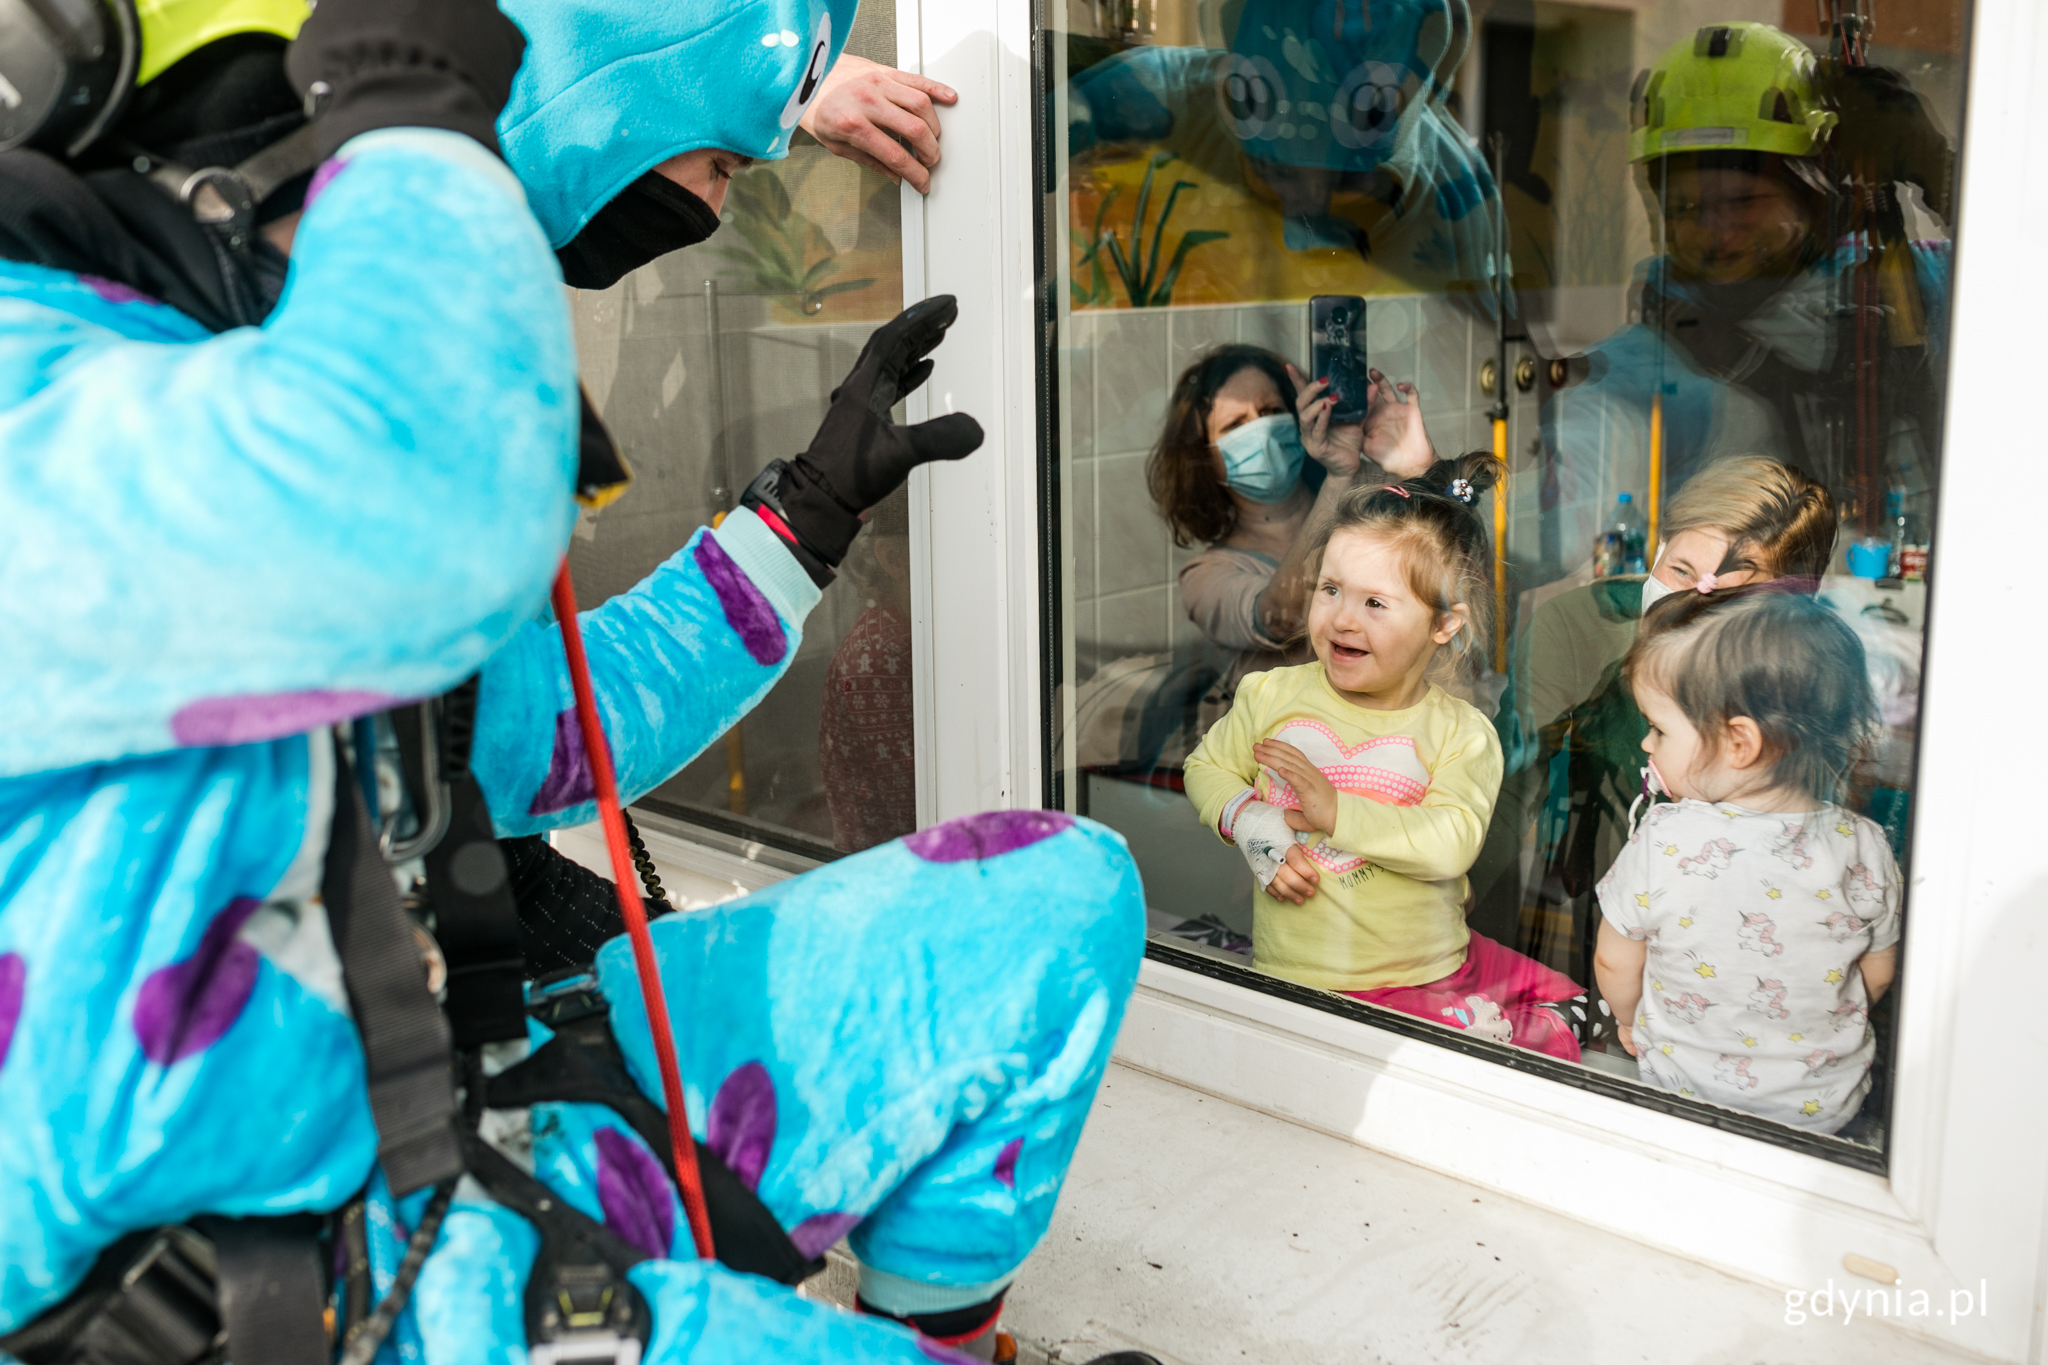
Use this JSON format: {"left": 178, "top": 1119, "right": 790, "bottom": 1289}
{"left": 1184, "top": 663, "right": 1503, "bottom": 991}
{"left": 1596, "top": 799, "right": 1902, "bottom": 1132}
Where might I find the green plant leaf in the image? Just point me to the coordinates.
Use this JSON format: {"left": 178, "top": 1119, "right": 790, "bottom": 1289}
{"left": 1129, "top": 157, "right": 1166, "bottom": 278}
{"left": 1103, "top": 232, "right": 1142, "bottom": 307}
{"left": 1142, "top": 180, "right": 1199, "bottom": 299}
{"left": 810, "top": 278, "right": 876, "bottom": 299}
{"left": 1149, "top": 230, "right": 1230, "bottom": 307}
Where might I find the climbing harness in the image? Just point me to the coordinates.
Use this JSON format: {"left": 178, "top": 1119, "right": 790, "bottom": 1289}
{"left": 1, "top": 562, "right": 803, "bottom": 1365}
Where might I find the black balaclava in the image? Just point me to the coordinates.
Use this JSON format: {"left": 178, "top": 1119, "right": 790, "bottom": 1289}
{"left": 554, "top": 172, "right": 721, "bottom": 291}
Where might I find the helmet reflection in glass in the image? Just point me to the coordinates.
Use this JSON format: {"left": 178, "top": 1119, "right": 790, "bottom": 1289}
{"left": 1630, "top": 23, "right": 1838, "bottom": 286}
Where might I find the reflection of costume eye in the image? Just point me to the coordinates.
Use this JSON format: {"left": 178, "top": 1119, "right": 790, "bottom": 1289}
{"left": 1329, "top": 62, "right": 1404, "bottom": 150}
{"left": 1219, "top": 54, "right": 1284, "bottom": 139}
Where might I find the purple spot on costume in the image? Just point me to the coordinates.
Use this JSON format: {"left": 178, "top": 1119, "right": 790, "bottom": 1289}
{"left": 79, "top": 275, "right": 152, "bottom": 306}
{"left": 916, "top": 1340, "right": 983, "bottom": 1365}
{"left": 304, "top": 159, "right": 346, "bottom": 208}
{"left": 170, "top": 690, "right": 400, "bottom": 746}
{"left": 992, "top": 1138, "right": 1021, "bottom": 1189}
{"left": 134, "top": 898, "right": 263, "bottom": 1064}
{"left": 694, "top": 536, "right": 786, "bottom": 666}
{"left": 0, "top": 953, "right": 23, "bottom": 1070}
{"left": 594, "top": 1127, "right": 675, "bottom": 1260}
{"left": 706, "top": 1061, "right": 776, "bottom": 1192}
{"left": 528, "top": 707, "right": 597, "bottom": 815}
{"left": 790, "top": 1211, "right": 861, "bottom": 1260}
{"left": 905, "top": 811, "right": 1074, "bottom": 863}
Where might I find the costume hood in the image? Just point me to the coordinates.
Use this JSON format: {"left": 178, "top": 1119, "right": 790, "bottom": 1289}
{"left": 497, "top": 0, "right": 857, "bottom": 246}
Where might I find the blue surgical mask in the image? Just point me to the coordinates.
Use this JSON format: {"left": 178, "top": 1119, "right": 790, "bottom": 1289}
{"left": 1217, "top": 414, "right": 1306, "bottom": 504}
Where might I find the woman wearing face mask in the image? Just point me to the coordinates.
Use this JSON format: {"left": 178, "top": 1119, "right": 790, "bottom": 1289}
{"left": 1147, "top": 344, "right": 1438, "bottom": 724}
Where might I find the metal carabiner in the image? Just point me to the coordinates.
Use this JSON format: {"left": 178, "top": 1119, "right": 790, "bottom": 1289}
{"left": 381, "top": 700, "right": 452, "bottom": 865}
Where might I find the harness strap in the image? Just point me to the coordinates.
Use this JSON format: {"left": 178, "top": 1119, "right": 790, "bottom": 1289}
{"left": 459, "top": 1131, "right": 653, "bottom": 1362}
{"left": 404, "top": 681, "right": 528, "bottom": 1048}
{"left": 190, "top": 1215, "right": 328, "bottom": 1365}
{"left": 485, "top": 1018, "right": 821, "bottom": 1286}
{"left": 324, "top": 744, "right": 465, "bottom": 1196}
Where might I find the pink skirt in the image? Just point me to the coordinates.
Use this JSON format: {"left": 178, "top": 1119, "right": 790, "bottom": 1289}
{"left": 1342, "top": 931, "right": 1584, "bottom": 1061}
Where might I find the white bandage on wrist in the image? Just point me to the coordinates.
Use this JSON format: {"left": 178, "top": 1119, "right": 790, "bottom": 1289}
{"left": 1227, "top": 797, "right": 1297, "bottom": 888}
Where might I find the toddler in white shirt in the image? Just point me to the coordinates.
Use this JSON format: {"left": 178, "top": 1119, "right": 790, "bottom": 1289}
{"left": 1593, "top": 584, "right": 1899, "bottom": 1133}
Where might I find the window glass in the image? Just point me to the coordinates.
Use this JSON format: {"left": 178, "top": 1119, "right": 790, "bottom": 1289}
{"left": 1043, "top": 0, "right": 1965, "bottom": 1158}
{"left": 570, "top": 3, "right": 913, "bottom": 858}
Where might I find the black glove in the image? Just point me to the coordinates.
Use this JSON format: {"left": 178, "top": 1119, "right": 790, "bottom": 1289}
{"left": 286, "top": 0, "right": 527, "bottom": 160}
{"left": 744, "top": 295, "right": 984, "bottom": 583}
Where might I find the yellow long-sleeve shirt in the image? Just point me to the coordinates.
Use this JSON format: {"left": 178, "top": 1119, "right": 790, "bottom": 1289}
{"left": 1183, "top": 663, "right": 1504, "bottom": 990}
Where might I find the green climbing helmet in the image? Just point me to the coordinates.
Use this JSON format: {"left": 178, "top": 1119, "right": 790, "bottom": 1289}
{"left": 1629, "top": 22, "right": 1839, "bottom": 164}
{"left": 136, "top": 0, "right": 309, "bottom": 85}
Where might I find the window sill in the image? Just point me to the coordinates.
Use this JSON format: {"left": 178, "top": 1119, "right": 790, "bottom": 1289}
{"left": 1114, "top": 956, "right": 1999, "bottom": 1341}
{"left": 554, "top": 819, "right": 1997, "bottom": 1361}
{"left": 997, "top": 1063, "right": 1984, "bottom": 1365}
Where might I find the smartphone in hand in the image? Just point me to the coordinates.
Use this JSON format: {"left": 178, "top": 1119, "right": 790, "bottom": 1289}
{"left": 1309, "top": 294, "right": 1370, "bottom": 422}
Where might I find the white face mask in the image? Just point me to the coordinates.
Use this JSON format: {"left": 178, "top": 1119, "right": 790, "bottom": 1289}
{"left": 1639, "top": 547, "right": 1674, "bottom": 616}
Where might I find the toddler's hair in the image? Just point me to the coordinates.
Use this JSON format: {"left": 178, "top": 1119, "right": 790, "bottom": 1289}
{"left": 1298, "top": 451, "right": 1507, "bottom": 680}
{"left": 1663, "top": 456, "right": 1836, "bottom": 583}
{"left": 1625, "top": 585, "right": 1876, "bottom": 802}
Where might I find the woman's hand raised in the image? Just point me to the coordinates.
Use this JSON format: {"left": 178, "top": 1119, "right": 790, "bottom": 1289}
{"left": 1358, "top": 369, "right": 1435, "bottom": 479}
{"left": 1288, "top": 364, "right": 1435, "bottom": 482}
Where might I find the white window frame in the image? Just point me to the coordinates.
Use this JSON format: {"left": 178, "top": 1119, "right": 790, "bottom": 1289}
{"left": 890, "top": 0, "right": 2048, "bottom": 1359}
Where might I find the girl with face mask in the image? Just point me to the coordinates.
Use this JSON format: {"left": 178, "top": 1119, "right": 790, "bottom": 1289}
{"left": 1145, "top": 345, "right": 1437, "bottom": 725}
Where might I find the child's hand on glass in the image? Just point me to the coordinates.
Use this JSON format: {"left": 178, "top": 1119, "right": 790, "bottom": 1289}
{"left": 1266, "top": 844, "right": 1321, "bottom": 904}
{"left": 1253, "top": 739, "right": 1339, "bottom": 835}
{"left": 1615, "top": 1022, "right": 1638, "bottom": 1057}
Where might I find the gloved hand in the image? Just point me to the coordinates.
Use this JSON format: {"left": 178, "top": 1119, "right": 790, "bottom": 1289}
{"left": 286, "top": 0, "right": 528, "bottom": 160}
{"left": 745, "top": 296, "right": 984, "bottom": 582}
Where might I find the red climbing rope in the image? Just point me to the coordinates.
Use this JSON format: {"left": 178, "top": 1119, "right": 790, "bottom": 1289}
{"left": 551, "top": 560, "right": 716, "bottom": 1260}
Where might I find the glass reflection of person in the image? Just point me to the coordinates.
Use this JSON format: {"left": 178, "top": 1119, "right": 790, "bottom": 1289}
{"left": 1540, "top": 22, "right": 1954, "bottom": 576}
{"left": 819, "top": 496, "right": 916, "bottom": 853}
{"left": 1147, "top": 344, "right": 1437, "bottom": 724}
{"left": 1593, "top": 587, "right": 1899, "bottom": 1135}
{"left": 1067, "top": 0, "right": 1502, "bottom": 291}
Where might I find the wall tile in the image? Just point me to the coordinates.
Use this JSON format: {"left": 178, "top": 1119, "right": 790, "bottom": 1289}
{"left": 1416, "top": 297, "right": 1475, "bottom": 428}
{"left": 1092, "top": 310, "right": 1171, "bottom": 455}
{"left": 1167, "top": 307, "right": 1238, "bottom": 385}
{"left": 1365, "top": 295, "right": 1419, "bottom": 384}
{"left": 1070, "top": 597, "right": 1101, "bottom": 684}
{"left": 1064, "top": 310, "right": 1097, "bottom": 462}
{"left": 1095, "top": 451, "right": 1171, "bottom": 596}
{"left": 1070, "top": 455, "right": 1098, "bottom": 604}
{"left": 1238, "top": 302, "right": 1306, "bottom": 368}
{"left": 1097, "top": 585, "right": 1173, "bottom": 660}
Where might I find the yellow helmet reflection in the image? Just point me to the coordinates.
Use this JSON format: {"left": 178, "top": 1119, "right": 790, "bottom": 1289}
{"left": 1629, "top": 22, "right": 1839, "bottom": 164}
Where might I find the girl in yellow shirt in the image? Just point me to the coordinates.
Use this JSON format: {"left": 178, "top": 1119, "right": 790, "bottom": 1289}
{"left": 1184, "top": 456, "right": 1583, "bottom": 1058}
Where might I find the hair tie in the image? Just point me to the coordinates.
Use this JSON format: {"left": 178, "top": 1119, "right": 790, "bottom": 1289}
{"left": 1382, "top": 485, "right": 1411, "bottom": 499}
{"left": 1695, "top": 571, "right": 1719, "bottom": 594}
{"left": 1448, "top": 477, "right": 1475, "bottom": 505}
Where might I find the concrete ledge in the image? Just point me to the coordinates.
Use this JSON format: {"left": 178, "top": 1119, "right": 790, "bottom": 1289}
{"left": 997, "top": 1065, "right": 1990, "bottom": 1365}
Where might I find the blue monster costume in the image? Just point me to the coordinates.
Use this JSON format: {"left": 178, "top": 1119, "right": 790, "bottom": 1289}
{"left": 1067, "top": 0, "right": 1502, "bottom": 291}
{"left": 0, "top": 1, "right": 1145, "bottom": 1360}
